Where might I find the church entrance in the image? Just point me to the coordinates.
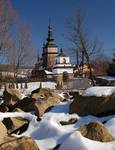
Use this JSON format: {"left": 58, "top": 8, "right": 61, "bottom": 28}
{"left": 63, "top": 71, "right": 69, "bottom": 82}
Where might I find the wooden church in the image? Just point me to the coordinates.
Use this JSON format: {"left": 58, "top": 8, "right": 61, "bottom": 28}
{"left": 31, "top": 24, "right": 73, "bottom": 83}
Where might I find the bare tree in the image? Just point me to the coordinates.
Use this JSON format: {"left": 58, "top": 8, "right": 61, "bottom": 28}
{"left": 91, "top": 53, "right": 110, "bottom": 75}
{"left": 0, "top": 0, "right": 17, "bottom": 62}
{"left": 7, "top": 25, "right": 34, "bottom": 79}
{"left": 66, "top": 9, "right": 101, "bottom": 85}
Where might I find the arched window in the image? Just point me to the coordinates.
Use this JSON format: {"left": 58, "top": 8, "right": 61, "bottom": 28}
{"left": 63, "top": 58, "right": 66, "bottom": 64}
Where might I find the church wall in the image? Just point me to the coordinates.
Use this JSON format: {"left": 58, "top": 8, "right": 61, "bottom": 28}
{"left": 47, "top": 47, "right": 58, "bottom": 53}
{"left": 42, "top": 47, "right": 58, "bottom": 70}
{"left": 53, "top": 73, "right": 74, "bottom": 82}
{"left": 47, "top": 53, "right": 57, "bottom": 69}
{"left": 56, "top": 57, "right": 70, "bottom": 64}
{"left": 53, "top": 68, "right": 73, "bottom": 74}
{"left": 54, "top": 64, "right": 72, "bottom": 67}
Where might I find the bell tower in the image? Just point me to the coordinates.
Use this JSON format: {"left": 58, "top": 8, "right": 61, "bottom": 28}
{"left": 42, "top": 23, "right": 58, "bottom": 71}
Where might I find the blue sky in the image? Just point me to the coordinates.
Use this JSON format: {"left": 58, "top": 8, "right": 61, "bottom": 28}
{"left": 12, "top": 0, "right": 115, "bottom": 59}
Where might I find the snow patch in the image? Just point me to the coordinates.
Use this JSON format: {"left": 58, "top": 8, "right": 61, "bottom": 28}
{"left": 83, "top": 86, "right": 115, "bottom": 97}
{"left": 105, "top": 118, "right": 115, "bottom": 137}
{"left": 59, "top": 131, "right": 115, "bottom": 150}
{"left": 97, "top": 76, "right": 115, "bottom": 81}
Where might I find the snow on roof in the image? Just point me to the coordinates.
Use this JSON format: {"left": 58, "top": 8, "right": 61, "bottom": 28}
{"left": 45, "top": 70, "right": 53, "bottom": 75}
{"left": 83, "top": 86, "right": 115, "bottom": 97}
{"left": 97, "top": 76, "right": 115, "bottom": 81}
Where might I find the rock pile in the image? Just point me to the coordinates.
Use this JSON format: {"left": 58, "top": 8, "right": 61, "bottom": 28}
{"left": 0, "top": 87, "right": 65, "bottom": 149}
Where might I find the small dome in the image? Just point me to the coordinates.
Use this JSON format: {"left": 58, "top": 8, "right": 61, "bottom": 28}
{"left": 58, "top": 49, "right": 67, "bottom": 57}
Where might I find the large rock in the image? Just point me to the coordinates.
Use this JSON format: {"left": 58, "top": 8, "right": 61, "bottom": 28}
{"left": 0, "top": 120, "right": 38, "bottom": 149}
{"left": 0, "top": 137, "right": 39, "bottom": 150}
{"left": 69, "top": 94, "right": 115, "bottom": 116}
{"left": 78, "top": 121, "right": 115, "bottom": 142}
{"left": 9, "top": 117, "right": 29, "bottom": 134}
{"left": 32, "top": 88, "right": 63, "bottom": 118}
{"left": 35, "top": 97, "right": 61, "bottom": 118}
{"left": 0, "top": 122, "right": 8, "bottom": 144}
{"left": 2, "top": 117, "right": 28, "bottom": 135}
{"left": 32, "top": 88, "right": 63, "bottom": 101}
{"left": 3, "top": 88, "right": 22, "bottom": 108}
{"left": 14, "top": 97, "right": 36, "bottom": 112}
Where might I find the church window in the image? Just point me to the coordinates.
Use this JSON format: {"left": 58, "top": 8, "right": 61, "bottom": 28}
{"left": 63, "top": 58, "right": 66, "bottom": 64}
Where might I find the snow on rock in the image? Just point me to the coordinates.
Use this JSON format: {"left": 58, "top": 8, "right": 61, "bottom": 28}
{"left": 83, "top": 86, "right": 115, "bottom": 97}
{"left": 58, "top": 93, "right": 65, "bottom": 99}
{"left": 59, "top": 131, "right": 115, "bottom": 150}
{"left": 45, "top": 70, "right": 53, "bottom": 75}
{"left": 97, "top": 76, "right": 115, "bottom": 81}
{"left": 105, "top": 118, "right": 115, "bottom": 137}
{"left": 20, "top": 81, "right": 56, "bottom": 96}
{"left": 0, "top": 82, "right": 56, "bottom": 98}
{"left": 0, "top": 112, "right": 37, "bottom": 122}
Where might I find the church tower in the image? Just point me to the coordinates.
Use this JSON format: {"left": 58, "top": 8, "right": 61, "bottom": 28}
{"left": 42, "top": 24, "right": 58, "bottom": 71}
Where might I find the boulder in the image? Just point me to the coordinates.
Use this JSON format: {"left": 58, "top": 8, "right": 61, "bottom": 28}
{"left": 9, "top": 117, "right": 29, "bottom": 134}
{"left": 78, "top": 121, "right": 115, "bottom": 142}
{"left": 14, "top": 97, "right": 36, "bottom": 112}
{"left": 35, "top": 97, "right": 61, "bottom": 118}
{"left": 32, "top": 88, "right": 63, "bottom": 101}
{"left": 0, "top": 122, "right": 8, "bottom": 144}
{"left": 0, "top": 137, "right": 39, "bottom": 150}
{"left": 69, "top": 94, "right": 115, "bottom": 116}
{"left": 2, "top": 117, "right": 28, "bottom": 135}
{"left": 3, "top": 88, "right": 22, "bottom": 108}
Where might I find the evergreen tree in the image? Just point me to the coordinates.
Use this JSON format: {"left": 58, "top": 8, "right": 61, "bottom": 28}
{"left": 108, "top": 53, "right": 115, "bottom": 77}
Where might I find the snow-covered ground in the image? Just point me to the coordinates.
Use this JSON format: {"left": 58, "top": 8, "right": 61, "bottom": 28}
{"left": 60, "top": 131, "right": 115, "bottom": 150}
{"left": 20, "top": 81, "right": 56, "bottom": 96}
{"left": 0, "top": 84, "right": 115, "bottom": 149}
{"left": 83, "top": 86, "right": 115, "bottom": 97}
{"left": 0, "top": 101, "right": 115, "bottom": 150}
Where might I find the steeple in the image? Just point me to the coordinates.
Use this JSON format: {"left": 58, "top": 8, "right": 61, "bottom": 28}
{"left": 42, "top": 22, "right": 58, "bottom": 70}
{"left": 47, "top": 23, "right": 53, "bottom": 41}
{"left": 46, "top": 22, "right": 56, "bottom": 47}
